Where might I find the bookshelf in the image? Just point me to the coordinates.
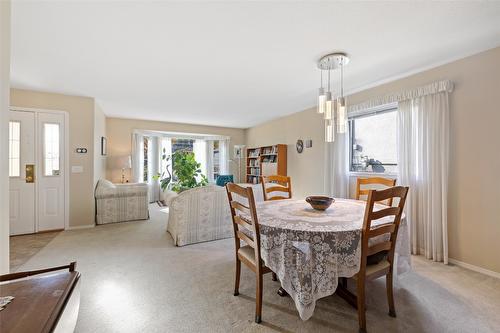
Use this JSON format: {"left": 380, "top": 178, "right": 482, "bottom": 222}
{"left": 246, "top": 144, "right": 287, "bottom": 184}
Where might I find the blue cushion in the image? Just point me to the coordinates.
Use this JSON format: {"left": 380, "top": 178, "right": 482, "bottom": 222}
{"left": 216, "top": 175, "right": 234, "bottom": 187}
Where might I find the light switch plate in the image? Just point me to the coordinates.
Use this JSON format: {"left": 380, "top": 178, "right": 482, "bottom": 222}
{"left": 71, "top": 166, "right": 83, "bottom": 173}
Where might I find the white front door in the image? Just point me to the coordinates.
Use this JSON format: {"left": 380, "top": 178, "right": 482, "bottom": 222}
{"left": 9, "top": 111, "right": 36, "bottom": 235}
{"left": 9, "top": 110, "right": 66, "bottom": 235}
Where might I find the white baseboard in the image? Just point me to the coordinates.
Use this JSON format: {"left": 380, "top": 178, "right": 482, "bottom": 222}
{"left": 448, "top": 258, "right": 500, "bottom": 279}
{"left": 66, "top": 224, "right": 95, "bottom": 230}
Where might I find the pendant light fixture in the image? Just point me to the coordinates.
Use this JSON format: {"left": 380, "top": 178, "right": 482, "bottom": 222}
{"left": 317, "top": 52, "right": 349, "bottom": 142}
{"left": 317, "top": 71, "right": 325, "bottom": 114}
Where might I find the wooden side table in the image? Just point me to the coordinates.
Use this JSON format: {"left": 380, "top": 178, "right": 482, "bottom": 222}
{"left": 0, "top": 262, "right": 81, "bottom": 333}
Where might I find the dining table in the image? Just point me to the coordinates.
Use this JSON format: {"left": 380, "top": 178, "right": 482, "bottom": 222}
{"left": 246, "top": 198, "right": 411, "bottom": 321}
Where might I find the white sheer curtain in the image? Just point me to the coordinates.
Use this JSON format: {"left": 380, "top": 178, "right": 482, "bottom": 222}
{"left": 160, "top": 137, "right": 172, "bottom": 184}
{"left": 397, "top": 92, "right": 450, "bottom": 264}
{"left": 206, "top": 140, "right": 215, "bottom": 183}
{"left": 193, "top": 139, "right": 207, "bottom": 182}
{"left": 219, "top": 139, "right": 230, "bottom": 175}
{"left": 324, "top": 132, "right": 348, "bottom": 198}
{"left": 147, "top": 136, "right": 160, "bottom": 203}
{"left": 131, "top": 133, "right": 144, "bottom": 183}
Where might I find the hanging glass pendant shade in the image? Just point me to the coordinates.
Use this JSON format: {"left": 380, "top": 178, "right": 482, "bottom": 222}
{"left": 337, "top": 96, "right": 347, "bottom": 133}
{"left": 318, "top": 87, "right": 325, "bottom": 114}
{"left": 336, "top": 62, "right": 347, "bottom": 133}
{"left": 318, "top": 70, "right": 325, "bottom": 114}
{"left": 325, "top": 119, "right": 335, "bottom": 143}
{"left": 324, "top": 91, "right": 333, "bottom": 120}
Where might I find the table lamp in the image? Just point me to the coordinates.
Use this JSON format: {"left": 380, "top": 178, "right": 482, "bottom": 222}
{"left": 115, "top": 155, "right": 131, "bottom": 183}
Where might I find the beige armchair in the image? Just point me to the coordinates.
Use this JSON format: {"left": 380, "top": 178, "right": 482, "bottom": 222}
{"left": 95, "top": 179, "right": 149, "bottom": 224}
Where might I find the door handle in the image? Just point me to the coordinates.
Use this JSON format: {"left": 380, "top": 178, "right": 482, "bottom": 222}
{"left": 26, "top": 164, "right": 35, "bottom": 183}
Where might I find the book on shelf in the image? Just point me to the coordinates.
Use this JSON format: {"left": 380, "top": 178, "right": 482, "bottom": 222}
{"left": 250, "top": 176, "right": 258, "bottom": 184}
{"left": 261, "top": 146, "right": 278, "bottom": 155}
{"left": 248, "top": 167, "right": 260, "bottom": 176}
{"left": 248, "top": 149, "right": 260, "bottom": 158}
{"left": 248, "top": 159, "right": 260, "bottom": 167}
{"left": 261, "top": 155, "right": 277, "bottom": 163}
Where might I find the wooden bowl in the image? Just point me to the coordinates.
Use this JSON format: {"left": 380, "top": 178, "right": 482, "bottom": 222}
{"left": 305, "top": 196, "right": 335, "bottom": 211}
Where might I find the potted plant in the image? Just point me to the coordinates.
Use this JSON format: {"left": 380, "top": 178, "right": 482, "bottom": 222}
{"left": 154, "top": 149, "right": 208, "bottom": 194}
{"left": 170, "top": 150, "right": 208, "bottom": 192}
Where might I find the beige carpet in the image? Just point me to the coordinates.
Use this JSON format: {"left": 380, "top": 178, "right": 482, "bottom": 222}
{"left": 15, "top": 205, "right": 500, "bottom": 333}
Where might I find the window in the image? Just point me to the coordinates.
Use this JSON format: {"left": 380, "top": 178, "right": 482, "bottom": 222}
{"left": 143, "top": 137, "right": 149, "bottom": 182}
{"left": 171, "top": 138, "right": 194, "bottom": 181}
{"left": 9, "top": 121, "right": 21, "bottom": 177}
{"left": 349, "top": 108, "right": 397, "bottom": 173}
{"left": 213, "top": 141, "right": 220, "bottom": 180}
{"left": 171, "top": 138, "right": 194, "bottom": 154}
{"left": 43, "top": 123, "right": 60, "bottom": 176}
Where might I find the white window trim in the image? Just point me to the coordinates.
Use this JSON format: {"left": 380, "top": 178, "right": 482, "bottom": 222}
{"left": 349, "top": 171, "right": 398, "bottom": 178}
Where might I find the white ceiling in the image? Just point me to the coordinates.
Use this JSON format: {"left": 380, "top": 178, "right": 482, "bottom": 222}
{"left": 11, "top": 1, "right": 500, "bottom": 128}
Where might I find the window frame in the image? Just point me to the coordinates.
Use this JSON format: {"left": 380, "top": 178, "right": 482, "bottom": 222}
{"left": 42, "top": 122, "right": 61, "bottom": 177}
{"left": 348, "top": 106, "right": 398, "bottom": 175}
{"left": 9, "top": 121, "right": 21, "bottom": 178}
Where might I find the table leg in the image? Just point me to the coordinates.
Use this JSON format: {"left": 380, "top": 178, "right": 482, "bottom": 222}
{"left": 277, "top": 287, "right": 289, "bottom": 297}
{"left": 335, "top": 284, "right": 357, "bottom": 309}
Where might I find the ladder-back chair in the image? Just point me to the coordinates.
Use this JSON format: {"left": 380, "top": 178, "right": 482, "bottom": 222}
{"left": 352, "top": 186, "right": 409, "bottom": 332}
{"left": 225, "top": 183, "right": 277, "bottom": 323}
{"left": 356, "top": 177, "right": 397, "bottom": 206}
{"left": 260, "top": 175, "right": 292, "bottom": 201}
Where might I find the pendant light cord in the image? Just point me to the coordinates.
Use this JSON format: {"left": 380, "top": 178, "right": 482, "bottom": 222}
{"left": 341, "top": 62, "right": 344, "bottom": 98}
{"left": 328, "top": 69, "right": 331, "bottom": 92}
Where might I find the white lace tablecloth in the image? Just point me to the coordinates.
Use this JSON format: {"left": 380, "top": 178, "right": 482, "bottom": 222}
{"left": 251, "top": 198, "right": 411, "bottom": 321}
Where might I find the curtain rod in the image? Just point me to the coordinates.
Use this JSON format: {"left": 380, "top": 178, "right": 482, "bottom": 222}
{"left": 132, "top": 129, "right": 230, "bottom": 141}
{"left": 347, "top": 80, "right": 454, "bottom": 114}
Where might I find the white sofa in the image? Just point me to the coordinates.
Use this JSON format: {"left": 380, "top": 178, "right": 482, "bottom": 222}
{"left": 167, "top": 184, "right": 263, "bottom": 246}
{"left": 95, "top": 179, "right": 149, "bottom": 224}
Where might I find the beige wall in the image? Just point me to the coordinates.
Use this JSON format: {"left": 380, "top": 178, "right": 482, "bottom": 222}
{"left": 245, "top": 108, "right": 326, "bottom": 199}
{"left": 10, "top": 89, "right": 97, "bottom": 228}
{"left": 0, "top": 0, "right": 11, "bottom": 274}
{"left": 246, "top": 46, "right": 500, "bottom": 274}
{"left": 106, "top": 117, "right": 246, "bottom": 183}
{"left": 94, "top": 102, "right": 107, "bottom": 188}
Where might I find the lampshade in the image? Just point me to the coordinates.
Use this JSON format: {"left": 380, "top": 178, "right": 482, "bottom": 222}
{"left": 112, "top": 155, "right": 132, "bottom": 169}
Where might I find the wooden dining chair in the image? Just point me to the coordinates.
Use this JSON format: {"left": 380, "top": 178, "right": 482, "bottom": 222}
{"left": 225, "top": 183, "right": 277, "bottom": 323}
{"left": 355, "top": 177, "right": 397, "bottom": 206}
{"left": 351, "top": 186, "right": 409, "bottom": 333}
{"left": 260, "top": 175, "right": 292, "bottom": 201}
